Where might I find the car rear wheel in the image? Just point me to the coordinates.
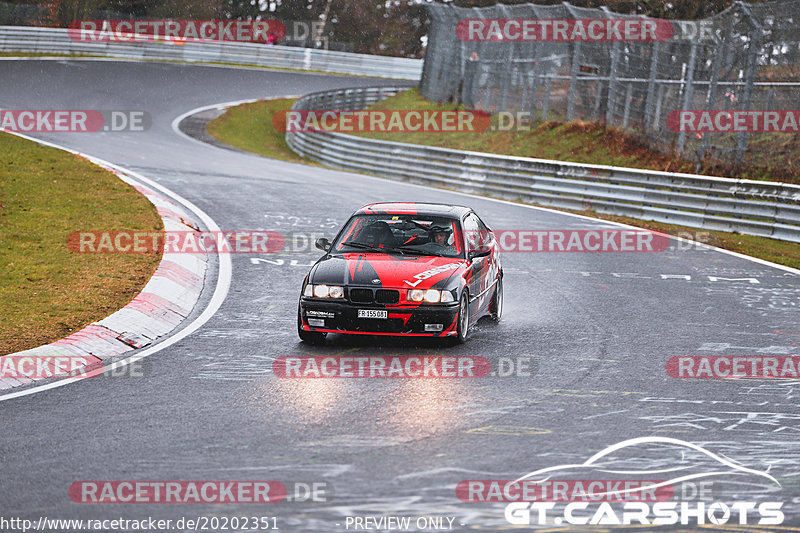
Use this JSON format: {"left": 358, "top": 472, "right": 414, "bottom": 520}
{"left": 489, "top": 277, "right": 503, "bottom": 322}
{"left": 455, "top": 293, "right": 470, "bottom": 344}
{"left": 297, "top": 306, "right": 326, "bottom": 344}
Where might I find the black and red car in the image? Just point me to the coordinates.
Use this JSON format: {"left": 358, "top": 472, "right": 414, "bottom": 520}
{"left": 297, "top": 202, "right": 503, "bottom": 343}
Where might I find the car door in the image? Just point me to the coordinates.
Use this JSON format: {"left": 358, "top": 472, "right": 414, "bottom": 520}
{"left": 463, "top": 213, "right": 489, "bottom": 317}
{"left": 474, "top": 213, "right": 500, "bottom": 313}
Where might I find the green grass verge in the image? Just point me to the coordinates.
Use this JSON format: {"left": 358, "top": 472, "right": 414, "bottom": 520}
{"left": 0, "top": 132, "right": 163, "bottom": 355}
{"left": 204, "top": 95, "right": 800, "bottom": 271}
{"left": 206, "top": 98, "right": 311, "bottom": 163}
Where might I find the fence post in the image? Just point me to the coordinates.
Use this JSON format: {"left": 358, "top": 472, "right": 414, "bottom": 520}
{"left": 676, "top": 40, "right": 698, "bottom": 155}
{"left": 564, "top": 3, "right": 582, "bottom": 122}
{"left": 567, "top": 41, "right": 581, "bottom": 121}
{"left": 543, "top": 76, "right": 552, "bottom": 120}
{"left": 605, "top": 40, "right": 620, "bottom": 125}
{"left": 622, "top": 83, "right": 633, "bottom": 128}
{"left": 735, "top": 3, "right": 763, "bottom": 166}
{"left": 644, "top": 41, "right": 660, "bottom": 132}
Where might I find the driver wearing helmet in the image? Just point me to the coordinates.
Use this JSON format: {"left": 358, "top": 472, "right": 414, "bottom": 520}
{"left": 429, "top": 225, "right": 455, "bottom": 253}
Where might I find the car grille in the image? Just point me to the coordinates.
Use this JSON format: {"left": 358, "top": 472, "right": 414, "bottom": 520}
{"left": 347, "top": 288, "right": 400, "bottom": 304}
{"left": 349, "top": 288, "right": 374, "bottom": 303}
{"left": 375, "top": 289, "right": 400, "bottom": 304}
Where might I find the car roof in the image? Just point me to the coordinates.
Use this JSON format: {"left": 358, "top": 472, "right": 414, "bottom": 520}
{"left": 357, "top": 202, "right": 472, "bottom": 218}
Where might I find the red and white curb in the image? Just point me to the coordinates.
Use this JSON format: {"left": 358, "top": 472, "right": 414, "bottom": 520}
{"left": 0, "top": 144, "right": 212, "bottom": 391}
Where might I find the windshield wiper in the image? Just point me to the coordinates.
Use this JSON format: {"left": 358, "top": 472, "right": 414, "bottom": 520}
{"left": 390, "top": 245, "right": 436, "bottom": 256}
{"left": 392, "top": 245, "right": 454, "bottom": 257}
{"left": 340, "top": 242, "right": 399, "bottom": 253}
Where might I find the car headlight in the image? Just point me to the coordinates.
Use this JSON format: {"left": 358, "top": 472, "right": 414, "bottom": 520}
{"left": 408, "top": 289, "right": 424, "bottom": 302}
{"left": 407, "top": 289, "right": 455, "bottom": 303}
{"left": 305, "top": 284, "right": 344, "bottom": 299}
{"left": 329, "top": 285, "right": 344, "bottom": 299}
{"left": 424, "top": 289, "right": 441, "bottom": 303}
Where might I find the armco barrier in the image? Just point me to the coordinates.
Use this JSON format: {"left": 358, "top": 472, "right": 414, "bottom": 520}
{"left": 0, "top": 26, "right": 422, "bottom": 80}
{"left": 286, "top": 86, "right": 800, "bottom": 244}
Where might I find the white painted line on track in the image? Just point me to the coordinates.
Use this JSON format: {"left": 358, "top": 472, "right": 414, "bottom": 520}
{"left": 0, "top": 131, "right": 232, "bottom": 402}
{"left": 170, "top": 96, "right": 300, "bottom": 149}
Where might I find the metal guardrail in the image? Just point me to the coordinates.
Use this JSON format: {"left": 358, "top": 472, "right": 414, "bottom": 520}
{"left": 287, "top": 86, "right": 800, "bottom": 244}
{"left": 0, "top": 26, "right": 422, "bottom": 80}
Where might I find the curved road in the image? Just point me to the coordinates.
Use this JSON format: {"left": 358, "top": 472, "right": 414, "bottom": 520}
{"left": 1, "top": 60, "right": 799, "bottom": 531}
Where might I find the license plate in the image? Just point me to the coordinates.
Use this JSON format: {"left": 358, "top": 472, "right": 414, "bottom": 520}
{"left": 358, "top": 309, "right": 387, "bottom": 319}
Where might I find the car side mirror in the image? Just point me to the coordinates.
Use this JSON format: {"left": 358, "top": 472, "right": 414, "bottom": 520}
{"left": 315, "top": 237, "right": 331, "bottom": 252}
{"left": 469, "top": 245, "right": 491, "bottom": 261}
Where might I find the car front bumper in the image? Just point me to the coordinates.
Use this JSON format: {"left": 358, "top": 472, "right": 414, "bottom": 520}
{"left": 299, "top": 298, "right": 460, "bottom": 337}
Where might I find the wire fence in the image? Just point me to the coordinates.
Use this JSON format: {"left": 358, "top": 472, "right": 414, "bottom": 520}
{"left": 421, "top": 1, "right": 800, "bottom": 169}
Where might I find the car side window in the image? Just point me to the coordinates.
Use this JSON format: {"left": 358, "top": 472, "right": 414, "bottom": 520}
{"left": 463, "top": 214, "right": 481, "bottom": 252}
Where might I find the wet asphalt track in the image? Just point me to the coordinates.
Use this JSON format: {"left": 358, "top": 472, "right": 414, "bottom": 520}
{"left": 1, "top": 60, "right": 800, "bottom": 531}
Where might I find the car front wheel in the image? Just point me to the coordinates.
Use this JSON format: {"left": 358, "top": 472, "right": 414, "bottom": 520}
{"left": 490, "top": 277, "right": 503, "bottom": 322}
{"left": 454, "top": 292, "right": 470, "bottom": 344}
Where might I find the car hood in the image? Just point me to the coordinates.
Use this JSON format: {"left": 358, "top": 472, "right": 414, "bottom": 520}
{"left": 310, "top": 253, "right": 466, "bottom": 290}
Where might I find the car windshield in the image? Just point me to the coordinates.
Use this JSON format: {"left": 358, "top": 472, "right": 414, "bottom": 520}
{"left": 332, "top": 214, "right": 464, "bottom": 258}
